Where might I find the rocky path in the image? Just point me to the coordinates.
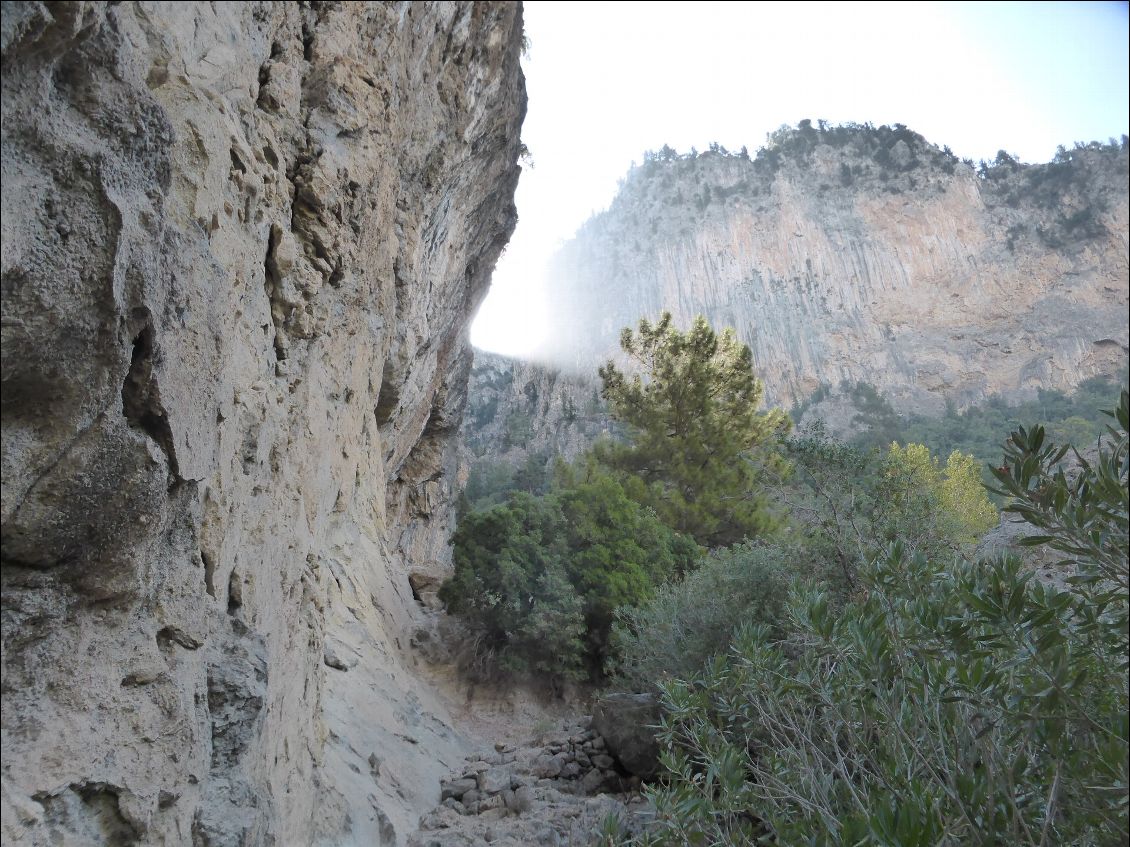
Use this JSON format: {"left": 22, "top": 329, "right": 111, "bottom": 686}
{"left": 408, "top": 715, "right": 653, "bottom": 846}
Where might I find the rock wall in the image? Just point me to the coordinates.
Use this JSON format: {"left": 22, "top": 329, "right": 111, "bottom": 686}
{"left": 461, "top": 351, "right": 611, "bottom": 471}
{"left": 1, "top": 3, "right": 525, "bottom": 845}
{"left": 541, "top": 126, "right": 1129, "bottom": 414}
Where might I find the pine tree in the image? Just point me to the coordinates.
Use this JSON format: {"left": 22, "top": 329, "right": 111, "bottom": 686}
{"left": 596, "top": 313, "right": 789, "bottom": 547}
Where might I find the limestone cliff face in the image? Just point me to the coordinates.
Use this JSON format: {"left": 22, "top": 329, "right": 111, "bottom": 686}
{"left": 542, "top": 126, "right": 1129, "bottom": 414}
{"left": 461, "top": 351, "right": 611, "bottom": 470}
{"left": 0, "top": 3, "right": 524, "bottom": 845}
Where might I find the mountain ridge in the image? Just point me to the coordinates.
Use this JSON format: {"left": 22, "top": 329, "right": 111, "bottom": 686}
{"left": 537, "top": 122, "right": 1128, "bottom": 414}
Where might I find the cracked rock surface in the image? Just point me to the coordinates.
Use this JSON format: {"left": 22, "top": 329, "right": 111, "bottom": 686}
{"left": 1, "top": 2, "right": 525, "bottom": 844}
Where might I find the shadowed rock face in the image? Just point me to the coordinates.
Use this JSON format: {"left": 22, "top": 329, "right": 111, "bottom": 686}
{"left": 592, "top": 694, "right": 662, "bottom": 779}
{"left": 1, "top": 2, "right": 525, "bottom": 844}
{"left": 541, "top": 128, "right": 1129, "bottom": 415}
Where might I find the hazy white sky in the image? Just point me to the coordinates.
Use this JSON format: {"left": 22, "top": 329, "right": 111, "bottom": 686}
{"left": 471, "top": 0, "right": 1130, "bottom": 356}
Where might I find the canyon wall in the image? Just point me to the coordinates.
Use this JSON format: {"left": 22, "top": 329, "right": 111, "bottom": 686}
{"left": 1, "top": 3, "right": 524, "bottom": 845}
{"left": 541, "top": 126, "right": 1129, "bottom": 414}
{"left": 461, "top": 351, "right": 611, "bottom": 471}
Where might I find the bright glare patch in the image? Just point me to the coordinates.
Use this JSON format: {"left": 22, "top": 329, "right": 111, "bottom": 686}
{"left": 469, "top": 248, "right": 548, "bottom": 357}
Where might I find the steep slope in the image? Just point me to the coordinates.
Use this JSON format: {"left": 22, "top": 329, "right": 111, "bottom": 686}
{"left": 462, "top": 351, "right": 611, "bottom": 469}
{"left": 541, "top": 125, "right": 1129, "bottom": 414}
{"left": 0, "top": 3, "right": 524, "bottom": 845}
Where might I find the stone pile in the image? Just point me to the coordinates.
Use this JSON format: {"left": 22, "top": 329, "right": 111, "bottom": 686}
{"left": 410, "top": 718, "right": 653, "bottom": 846}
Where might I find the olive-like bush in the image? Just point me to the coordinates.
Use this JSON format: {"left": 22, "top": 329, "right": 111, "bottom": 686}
{"left": 626, "top": 390, "right": 1128, "bottom": 846}
{"left": 609, "top": 542, "right": 790, "bottom": 692}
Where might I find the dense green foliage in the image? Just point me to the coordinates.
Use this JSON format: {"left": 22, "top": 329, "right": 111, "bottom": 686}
{"left": 619, "top": 390, "right": 1129, "bottom": 846}
{"left": 902, "top": 376, "right": 1124, "bottom": 466}
{"left": 609, "top": 542, "right": 790, "bottom": 693}
{"left": 608, "top": 433, "right": 997, "bottom": 695}
{"left": 441, "top": 493, "right": 587, "bottom": 679}
{"left": 637, "top": 552, "right": 1128, "bottom": 845}
{"left": 439, "top": 469, "right": 698, "bottom": 680}
{"left": 458, "top": 452, "right": 553, "bottom": 514}
{"left": 597, "top": 313, "right": 790, "bottom": 547}
{"left": 797, "top": 375, "right": 1124, "bottom": 475}
{"left": 774, "top": 425, "right": 998, "bottom": 591}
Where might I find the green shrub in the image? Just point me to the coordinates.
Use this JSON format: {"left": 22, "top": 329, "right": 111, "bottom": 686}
{"left": 440, "top": 471, "right": 698, "bottom": 681}
{"left": 608, "top": 542, "right": 790, "bottom": 692}
{"left": 776, "top": 424, "right": 998, "bottom": 592}
{"left": 625, "top": 390, "right": 1129, "bottom": 846}
{"left": 440, "top": 493, "right": 586, "bottom": 679}
{"left": 642, "top": 549, "right": 1127, "bottom": 845}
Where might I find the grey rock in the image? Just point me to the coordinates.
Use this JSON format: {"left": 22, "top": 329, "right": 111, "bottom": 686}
{"left": 591, "top": 754, "right": 615, "bottom": 770}
{"left": 441, "top": 779, "right": 478, "bottom": 801}
{"left": 441, "top": 798, "right": 466, "bottom": 815}
{"left": 510, "top": 785, "right": 534, "bottom": 814}
{"left": 477, "top": 794, "right": 504, "bottom": 814}
{"left": 477, "top": 767, "right": 512, "bottom": 795}
{"left": 889, "top": 138, "right": 913, "bottom": 168}
{"left": 592, "top": 694, "right": 663, "bottom": 779}
{"left": 580, "top": 768, "right": 606, "bottom": 796}
{"left": 531, "top": 755, "right": 562, "bottom": 779}
{"left": 323, "top": 640, "right": 358, "bottom": 671}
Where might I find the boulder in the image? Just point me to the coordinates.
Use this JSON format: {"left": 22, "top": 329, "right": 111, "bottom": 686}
{"left": 510, "top": 785, "right": 534, "bottom": 814}
{"left": 580, "top": 768, "right": 606, "bottom": 796}
{"left": 531, "top": 753, "right": 562, "bottom": 779}
{"left": 440, "top": 778, "right": 478, "bottom": 801}
{"left": 591, "top": 753, "right": 615, "bottom": 771}
{"left": 477, "top": 766, "right": 512, "bottom": 795}
{"left": 591, "top": 693, "right": 662, "bottom": 778}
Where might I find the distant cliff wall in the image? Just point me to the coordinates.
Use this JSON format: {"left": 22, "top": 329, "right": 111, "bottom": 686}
{"left": 461, "top": 351, "right": 610, "bottom": 470}
{"left": 1, "top": 3, "right": 525, "bottom": 844}
{"left": 541, "top": 126, "right": 1129, "bottom": 414}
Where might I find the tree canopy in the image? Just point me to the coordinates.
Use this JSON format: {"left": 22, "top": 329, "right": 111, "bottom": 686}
{"left": 596, "top": 313, "right": 790, "bottom": 547}
{"left": 438, "top": 469, "right": 698, "bottom": 680}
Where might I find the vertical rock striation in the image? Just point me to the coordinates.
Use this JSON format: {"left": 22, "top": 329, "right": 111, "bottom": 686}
{"left": 461, "top": 351, "right": 611, "bottom": 470}
{"left": 1, "top": 2, "right": 525, "bottom": 844}
{"left": 542, "top": 126, "right": 1129, "bottom": 413}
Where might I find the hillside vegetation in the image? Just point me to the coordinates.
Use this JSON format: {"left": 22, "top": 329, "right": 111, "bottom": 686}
{"left": 444, "top": 313, "right": 1128, "bottom": 844}
{"left": 797, "top": 375, "right": 1124, "bottom": 474}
